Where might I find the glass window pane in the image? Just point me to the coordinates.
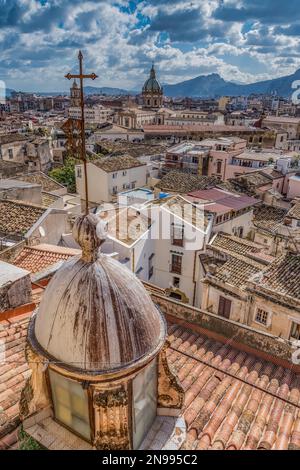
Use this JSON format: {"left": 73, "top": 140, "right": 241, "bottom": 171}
{"left": 49, "top": 369, "right": 91, "bottom": 441}
{"left": 132, "top": 359, "right": 157, "bottom": 449}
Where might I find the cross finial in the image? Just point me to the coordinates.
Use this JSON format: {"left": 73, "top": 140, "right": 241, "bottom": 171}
{"left": 65, "top": 51, "right": 98, "bottom": 215}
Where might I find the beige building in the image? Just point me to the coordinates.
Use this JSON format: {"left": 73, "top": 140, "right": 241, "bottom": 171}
{"left": 75, "top": 155, "right": 147, "bottom": 203}
{"left": 201, "top": 232, "right": 271, "bottom": 323}
{"left": 201, "top": 232, "right": 300, "bottom": 342}
{"left": 248, "top": 252, "right": 300, "bottom": 341}
{"left": 263, "top": 116, "right": 300, "bottom": 140}
{"left": 69, "top": 105, "right": 113, "bottom": 124}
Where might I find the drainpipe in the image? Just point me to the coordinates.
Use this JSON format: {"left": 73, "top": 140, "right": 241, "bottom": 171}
{"left": 192, "top": 249, "right": 203, "bottom": 307}
{"left": 132, "top": 247, "right": 135, "bottom": 273}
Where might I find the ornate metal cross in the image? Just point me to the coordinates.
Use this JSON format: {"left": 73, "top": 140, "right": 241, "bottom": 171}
{"left": 65, "top": 50, "right": 98, "bottom": 215}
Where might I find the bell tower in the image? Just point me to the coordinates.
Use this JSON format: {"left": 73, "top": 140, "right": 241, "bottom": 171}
{"left": 70, "top": 80, "right": 81, "bottom": 107}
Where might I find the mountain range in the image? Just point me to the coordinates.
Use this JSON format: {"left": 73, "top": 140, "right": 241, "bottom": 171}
{"left": 163, "top": 69, "right": 300, "bottom": 98}
{"left": 5, "top": 68, "right": 300, "bottom": 99}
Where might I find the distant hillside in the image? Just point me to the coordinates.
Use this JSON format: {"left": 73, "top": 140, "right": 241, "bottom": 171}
{"left": 163, "top": 69, "right": 300, "bottom": 98}
{"left": 4, "top": 67, "right": 300, "bottom": 99}
{"left": 84, "top": 86, "right": 136, "bottom": 96}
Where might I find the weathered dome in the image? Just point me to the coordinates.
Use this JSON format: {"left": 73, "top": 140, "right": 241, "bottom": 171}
{"left": 143, "top": 64, "right": 163, "bottom": 94}
{"left": 30, "top": 214, "right": 166, "bottom": 375}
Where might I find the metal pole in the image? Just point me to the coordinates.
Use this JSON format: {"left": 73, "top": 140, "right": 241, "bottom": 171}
{"left": 78, "top": 51, "right": 89, "bottom": 215}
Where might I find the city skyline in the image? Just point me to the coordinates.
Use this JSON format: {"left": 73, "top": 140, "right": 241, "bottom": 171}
{"left": 1, "top": 0, "right": 300, "bottom": 92}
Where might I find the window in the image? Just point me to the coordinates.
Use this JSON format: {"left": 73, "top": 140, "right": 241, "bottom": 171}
{"left": 112, "top": 186, "right": 118, "bottom": 195}
{"left": 255, "top": 308, "right": 269, "bottom": 326}
{"left": 216, "top": 161, "right": 222, "bottom": 174}
{"left": 171, "top": 224, "right": 184, "bottom": 247}
{"left": 132, "top": 359, "right": 157, "bottom": 449}
{"left": 192, "top": 157, "right": 198, "bottom": 164}
{"left": 171, "top": 254, "right": 182, "bottom": 275}
{"left": 131, "top": 181, "right": 136, "bottom": 189}
{"left": 8, "top": 148, "right": 13, "bottom": 159}
{"left": 76, "top": 167, "right": 82, "bottom": 178}
{"left": 218, "top": 296, "right": 231, "bottom": 319}
{"left": 173, "top": 277, "right": 180, "bottom": 288}
{"left": 112, "top": 172, "right": 118, "bottom": 179}
{"left": 122, "top": 171, "right": 127, "bottom": 177}
{"left": 49, "top": 369, "right": 90, "bottom": 441}
{"left": 290, "top": 322, "right": 300, "bottom": 341}
{"left": 148, "top": 254, "right": 154, "bottom": 280}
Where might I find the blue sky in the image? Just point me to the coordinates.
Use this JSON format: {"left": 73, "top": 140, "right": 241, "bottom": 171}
{"left": 1, "top": 0, "right": 300, "bottom": 92}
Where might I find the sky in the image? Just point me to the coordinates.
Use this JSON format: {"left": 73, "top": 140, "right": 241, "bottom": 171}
{"left": 1, "top": 0, "right": 300, "bottom": 92}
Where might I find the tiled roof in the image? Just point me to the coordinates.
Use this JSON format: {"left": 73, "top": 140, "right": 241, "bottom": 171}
{"left": 143, "top": 124, "right": 258, "bottom": 134}
{"left": 13, "top": 244, "right": 81, "bottom": 274}
{"left": 168, "top": 323, "right": 300, "bottom": 450}
{"left": 0, "top": 200, "right": 46, "bottom": 237}
{"left": 253, "top": 205, "right": 287, "bottom": 232}
{"left": 0, "top": 135, "right": 28, "bottom": 145}
{"left": 16, "top": 172, "right": 65, "bottom": 192}
{"left": 214, "top": 254, "right": 264, "bottom": 289}
{"left": 188, "top": 188, "right": 259, "bottom": 212}
{"left": 93, "top": 155, "right": 145, "bottom": 173}
{"left": 229, "top": 172, "right": 272, "bottom": 196}
{"left": 210, "top": 233, "right": 263, "bottom": 257}
{"left": 96, "top": 142, "right": 166, "bottom": 158}
{"left": 0, "top": 314, "right": 31, "bottom": 437}
{"left": 42, "top": 192, "right": 60, "bottom": 207}
{"left": 156, "top": 171, "right": 220, "bottom": 193}
{"left": 287, "top": 204, "right": 300, "bottom": 220}
{"left": 258, "top": 252, "right": 300, "bottom": 302}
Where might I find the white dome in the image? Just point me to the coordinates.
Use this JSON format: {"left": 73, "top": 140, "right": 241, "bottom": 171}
{"left": 30, "top": 214, "right": 166, "bottom": 375}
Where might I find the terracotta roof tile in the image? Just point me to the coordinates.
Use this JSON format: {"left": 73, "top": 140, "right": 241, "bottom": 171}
{"left": 0, "top": 200, "right": 46, "bottom": 237}
{"left": 0, "top": 314, "right": 31, "bottom": 436}
{"left": 287, "top": 203, "right": 300, "bottom": 220}
{"left": 168, "top": 323, "right": 300, "bottom": 450}
{"left": 156, "top": 171, "right": 220, "bottom": 193}
{"left": 256, "top": 252, "right": 300, "bottom": 302}
{"left": 214, "top": 255, "right": 264, "bottom": 289}
{"left": 93, "top": 155, "right": 145, "bottom": 173}
{"left": 13, "top": 244, "right": 81, "bottom": 274}
{"left": 16, "top": 172, "right": 65, "bottom": 192}
{"left": 253, "top": 205, "right": 287, "bottom": 233}
{"left": 209, "top": 232, "right": 275, "bottom": 263}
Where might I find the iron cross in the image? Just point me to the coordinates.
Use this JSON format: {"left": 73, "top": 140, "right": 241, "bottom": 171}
{"left": 65, "top": 50, "right": 98, "bottom": 215}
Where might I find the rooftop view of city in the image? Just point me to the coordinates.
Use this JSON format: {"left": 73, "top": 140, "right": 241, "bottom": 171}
{"left": 1, "top": 0, "right": 300, "bottom": 462}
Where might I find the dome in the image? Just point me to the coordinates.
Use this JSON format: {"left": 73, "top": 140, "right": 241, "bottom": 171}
{"left": 30, "top": 214, "right": 166, "bottom": 376}
{"left": 143, "top": 64, "right": 163, "bottom": 94}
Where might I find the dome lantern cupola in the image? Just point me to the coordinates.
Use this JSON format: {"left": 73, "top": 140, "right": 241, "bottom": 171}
{"left": 142, "top": 63, "right": 163, "bottom": 109}
{"left": 21, "top": 214, "right": 183, "bottom": 450}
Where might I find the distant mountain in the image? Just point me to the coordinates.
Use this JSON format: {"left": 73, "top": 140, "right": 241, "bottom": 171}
{"left": 84, "top": 86, "right": 136, "bottom": 96}
{"left": 163, "top": 69, "right": 300, "bottom": 98}
{"left": 5, "top": 67, "right": 300, "bottom": 99}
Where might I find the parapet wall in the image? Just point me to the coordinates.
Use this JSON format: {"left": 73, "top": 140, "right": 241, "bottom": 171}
{"left": 148, "top": 290, "right": 297, "bottom": 369}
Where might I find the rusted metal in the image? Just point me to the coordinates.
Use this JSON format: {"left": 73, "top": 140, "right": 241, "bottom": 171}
{"left": 65, "top": 50, "right": 98, "bottom": 215}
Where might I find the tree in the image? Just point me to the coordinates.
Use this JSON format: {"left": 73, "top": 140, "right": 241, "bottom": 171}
{"left": 49, "top": 158, "right": 77, "bottom": 193}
